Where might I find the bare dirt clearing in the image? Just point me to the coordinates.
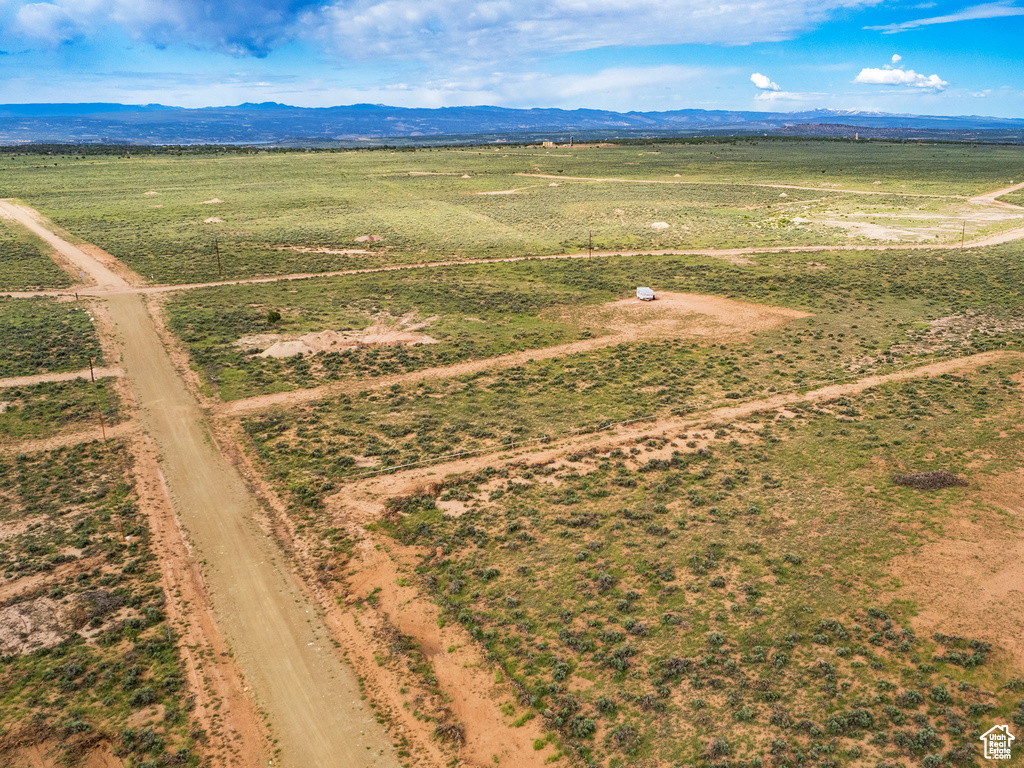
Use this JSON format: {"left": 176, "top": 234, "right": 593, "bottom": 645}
{"left": 890, "top": 467, "right": 1024, "bottom": 668}
{"left": 548, "top": 291, "right": 811, "bottom": 339}
{"left": 243, "top": 311, "right": 439, "bottom": 359}
{"left": 2, "top": 740, "right": 124, "bottom": 768}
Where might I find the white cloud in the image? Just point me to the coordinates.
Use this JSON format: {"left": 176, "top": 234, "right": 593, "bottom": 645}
{"left": 865, "top": 1, "right": 1024, "bottom": 33}
{"left": 750, "top": 72, "right": 780, "bottom": 91}
{"left": 891, "top": 53, "right": 901, "bottom": 64}
{"left": 854, "top": 66, "right": 948, "bottom": 90}
{"left": 15, "top": 3, "right": 79, "bottom": 42}
{"left": 303, "top": 0, "right": 888, "bottom": 62}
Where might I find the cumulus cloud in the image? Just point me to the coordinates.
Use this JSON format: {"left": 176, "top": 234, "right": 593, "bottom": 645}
{"left": 891, "top": 53, "right": 901, "bottom": 63}
{"left": 1, "top": 0, "right": 885, "bottom": 62}
{"left": 865, "top": 0, "right": 1024, "bottom": 33}
{"left": 750, "top": 72, "right": 780, "bottom": 91}
{"left": 854, "top": 66, "right": 947, "bottom": 90}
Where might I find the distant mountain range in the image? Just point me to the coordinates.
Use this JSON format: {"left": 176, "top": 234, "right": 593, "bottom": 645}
{"left": 0, "top": 102, "right": 1022, "bottom": 146}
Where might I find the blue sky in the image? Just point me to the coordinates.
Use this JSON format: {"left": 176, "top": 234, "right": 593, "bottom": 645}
{"left": 0, "top": 0, "right": 1021, "bottom": 116}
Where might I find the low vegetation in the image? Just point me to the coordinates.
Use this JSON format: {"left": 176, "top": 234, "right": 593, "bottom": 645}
{"left": 0, "top": 141, "right": 1019, "bottom": 283}
{"left": 368, "top": 367, "right": 1024, "bottom": 766}
{"left": 0, "top": 218, "right": 69, "bottom": 290}
{"left": 0, "top": 442, "right": 201, "bottom": 766}
{"left": 173, "top": 241, "right": 1024, "bottom": 400}
{"left": 0, "top": 378, "right": 121, "bottom": 439}
{"left": 0, "top": 298, "right": 102, "bottom": 377}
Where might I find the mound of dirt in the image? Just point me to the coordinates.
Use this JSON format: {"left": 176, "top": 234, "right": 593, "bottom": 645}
{"left": 241, "top": 312, "right": 440, "bottom": 359}
{"left": 203, "top": 217, "right": 223, "bottom": 224}
{"left": 201, "top": 198, "right": 224, "bottom": 204}
{"left": 354, "top": 235, "right": 384, "bottom": 243}
{"left": 650, "top": 222, "right": 670, "bottom": 229}
{"left": 143, "top": 191, "right": 158, "bottom": 196}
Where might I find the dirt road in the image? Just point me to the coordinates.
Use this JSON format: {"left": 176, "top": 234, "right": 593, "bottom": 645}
{"left": 14, "top": 206, "right": 397, "bottom": 767}
{"left": 0, "top": 366, "right": 122, "bottom": 389}
{"left": 514, "top": 172, "right": 966, "bottom": 199}
{"left": 968, "top": 180, "right": 1024, "bottom": 209}
{"left": 0, "top": 201, "right": 136, "bottom": 289}
{"left": 334, "top": 350, "right": 1022, "bottom": 496}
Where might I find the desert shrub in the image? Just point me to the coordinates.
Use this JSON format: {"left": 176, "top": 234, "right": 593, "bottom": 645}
{"left": 893, "top": 471, "right": 967, "bottom": 490}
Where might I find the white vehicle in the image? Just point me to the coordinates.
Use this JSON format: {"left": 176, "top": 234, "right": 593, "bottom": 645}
{"left": 636, "top": 286, "right": 656, "bottom": 301}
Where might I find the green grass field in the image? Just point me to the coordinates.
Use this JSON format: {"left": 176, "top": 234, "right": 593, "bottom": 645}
{"left": 0, "top": 216, "right": 70, "bottom": 290}
{"left": 0, "top": 141, "right": 1021, "bottom": 283}
{"left": 0, "top": 378, "right": 120, "bottom": 439}
{"left": 0, "top": 298, "right": 103, "bottom": 377}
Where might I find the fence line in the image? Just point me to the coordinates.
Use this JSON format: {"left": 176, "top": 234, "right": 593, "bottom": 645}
{"left": 352, "top": 345, "right": 1005, "bottom": 480}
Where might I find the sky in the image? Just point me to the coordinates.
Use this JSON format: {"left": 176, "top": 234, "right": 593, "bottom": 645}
{"left": 0, "top": 0, "right": 1021, "bottom": 116}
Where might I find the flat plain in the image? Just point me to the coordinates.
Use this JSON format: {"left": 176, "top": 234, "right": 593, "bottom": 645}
{"left": 1, "top": 138, "right": 1023, "bottom": 768}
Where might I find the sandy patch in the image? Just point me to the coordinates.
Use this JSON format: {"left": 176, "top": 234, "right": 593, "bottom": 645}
{"left": 203, "top": 217, "right": 223, "bottom": 224}
{"left": 1, "top": 738, "right": 125, "bottom": 767}
{"left": 279, "top": 246, "right": 371, "bottom": 255}
{"left": 547, "top": 291, "right": 811, "bottom": 341}
{"left": 472, "top": 189, "right": 518, "bottom": 195}
{"left": 354, "top": 234, "right": 384, "bottom": 243}
{"left": 650, "top": 221, "right": 670, "bottom": 229}
{"left": 243, "top": 312, "right": 440, "bottom": 359}
{"left": 0, "top": 596, "right": 81, "bottom": 656}
{"left": 200, "top": 198, "right": 224, "bottom": 204}
{"left": 889, "top": 468, "right": 1024, "bottom": 668}
{"left": 143, "top": 191, "right": 158, "bottom": 196}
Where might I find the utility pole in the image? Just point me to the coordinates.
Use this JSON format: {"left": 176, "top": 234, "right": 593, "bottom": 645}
{"left": 89, "top": 356, "right": 95, "bottom": 382}
{"left": 961, "top": 221, "right": 966, "bottom": 250}
{"left": 98, "top": 408, "right": 107, "bottom": 441}
{"left": 588, "top": 231, "right": 593, "bottom": 258}
{"left": 215, "top": 238, "right": 222, "bottom": 278}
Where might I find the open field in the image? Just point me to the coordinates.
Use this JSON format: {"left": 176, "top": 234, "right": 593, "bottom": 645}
{"left": 0, "top": 215, "right": 70, "bottom": 291}
{"left": 0, "top": 378, "right": 120, "bottom": 440}
{"left": 0, "top": 298, "right": 103, "bottom": 378}
{"left": 0, "top": 142, "right": 1021, "bottom": 284}
{"left": 2, "top": 140, "right": 1024, "bottom": 768}
{"left": 170, "top": 241, "right": 1024, "bottom": 402}
{"left": 362, "top": 364, "right": 1024, "bottom": 766}
{"left": 0, "top": 441, "right": 202, "bottom": 767}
